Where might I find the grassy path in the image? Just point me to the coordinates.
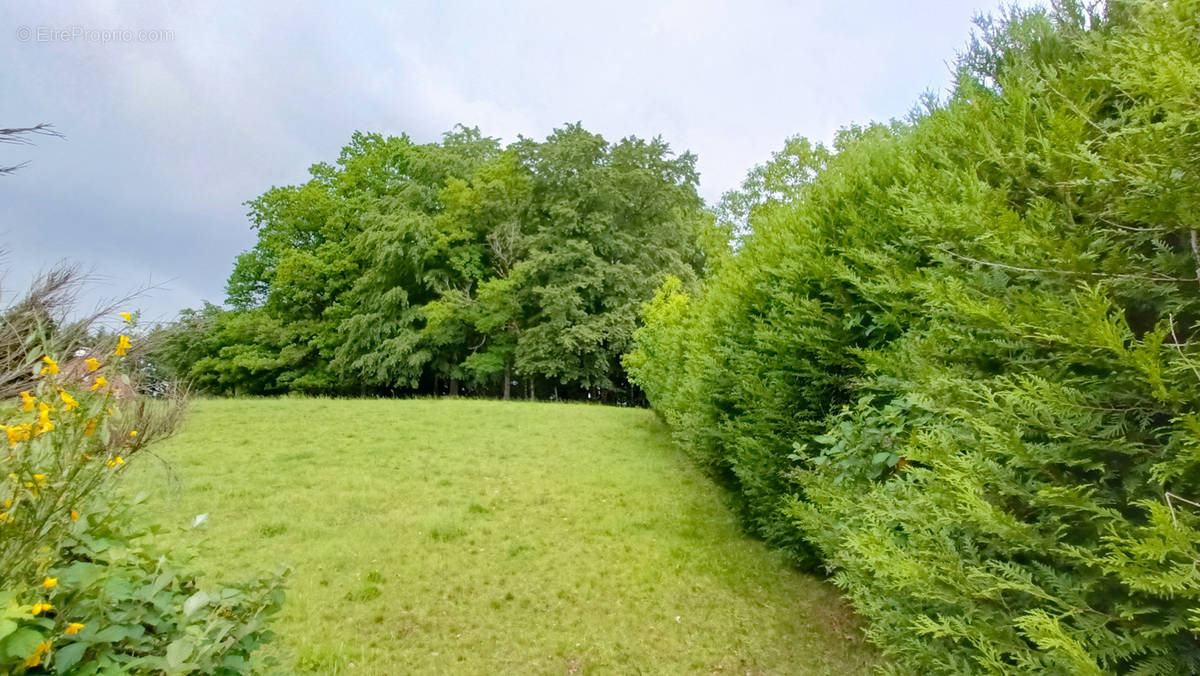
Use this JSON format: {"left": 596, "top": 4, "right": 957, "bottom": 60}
{"left": 126, "top": 398, "right": 876, "bottom": 674}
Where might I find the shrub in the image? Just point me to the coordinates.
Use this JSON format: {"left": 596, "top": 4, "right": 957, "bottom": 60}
{"left": 629, "top": 1, "right": 1200, "bottom": 672}
{"left": 0, "top": 270, "right": 285, "bottom": 674}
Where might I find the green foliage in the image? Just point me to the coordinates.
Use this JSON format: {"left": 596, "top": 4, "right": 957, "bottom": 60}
{"left": 162, "top": 124, "right": 715, "bottom": 401}
{"left": 713, "top": 135, "right": 831, "bottom": 243}
{"left": 629, "top": 0, "right": 1200, "bottom": 672}
{"left": 1, "top": 498, "right": 286, "bottom": 675}
{"left": 2, "top": 329, "right": 285, "bottom": 673}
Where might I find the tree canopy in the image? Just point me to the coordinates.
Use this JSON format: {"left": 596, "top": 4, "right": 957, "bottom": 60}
{"left": 158, "top": 124, "right": 715, "bottom": 401}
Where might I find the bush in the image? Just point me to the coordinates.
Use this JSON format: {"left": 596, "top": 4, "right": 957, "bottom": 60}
{"left": 0, "top": 271, "right": 285, "bottom": 674}
{"left": 629, "top": 1, "right": 1200, "bottom": 672}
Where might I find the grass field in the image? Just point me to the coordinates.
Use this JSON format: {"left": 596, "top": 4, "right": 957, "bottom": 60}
{"left": 125, "top": 398, "right": 878, "bottom": 674}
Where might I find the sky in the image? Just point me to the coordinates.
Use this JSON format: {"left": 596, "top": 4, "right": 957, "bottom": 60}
{"left": 1, "top": 0, "right": 1028, "bottom": 322}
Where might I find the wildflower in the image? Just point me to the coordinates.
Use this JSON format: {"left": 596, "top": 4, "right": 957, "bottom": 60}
{"left": 114, "top": 335, "right": 132, "bottom": 356}
{"left": 91, "top": 375, "right": 108, "bottom": 391}
{"left": 59, "top": 391, "right": 78, "bottom": 411}
{"left": 25, "top": 640, "right": 52, "bottom": 668}
{"left": 84, "top": 419, "right": 96, "bottom": 436}
{"left": 35, "top": 403, "right": 54, "bottom": 435}
{"left": 65, "top": 623, "right": 84, "bottom": 635}
{"left": 120, "top": 312, "right": 132, "bottom": 323}
{"left": 70, "top": 509, "right": 79, "bottom": 520}
{"left": 107, "top": 456, "right": 124, "bottom": 468}
{"left": 20, "top": 390, "right": 35, "bottom": 411}
{"left": 33, "top": 473, "right": 45, "bottom": 484}
{"left": 129, "top": 430, "right": 138, "bottom": 437}
{"left": 42, "top": 577, "right": 57, "bottom": 589}
{"left": 31, "top": 602, "right": 52, "bottom": 615}
{"left": 3, "top": 423, "right": 32, "bottom": 448}
{"left": 40, "top": 355, "right": 59, "bottom": 375}
{"left": 85, "top": 357, "right": 102, "bottom": 371}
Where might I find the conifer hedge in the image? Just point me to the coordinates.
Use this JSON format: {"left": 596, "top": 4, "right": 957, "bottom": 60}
{"left": 626, "top": 1, "right": 1200, "bottom": 671}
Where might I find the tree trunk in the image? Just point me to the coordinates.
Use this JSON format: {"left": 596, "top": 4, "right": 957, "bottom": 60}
{"left": 449, "top": 378, "right": 459, "bottom": 397}
{"left": 503, "top": 361, "right": 511, "bottom": 400}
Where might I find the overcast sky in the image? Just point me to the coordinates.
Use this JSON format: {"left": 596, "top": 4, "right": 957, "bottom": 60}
{"left": 2, "top": 0, "right": 1026, "bottom": 321}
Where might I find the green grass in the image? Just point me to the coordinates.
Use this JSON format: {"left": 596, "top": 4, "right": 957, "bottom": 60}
{"left": 125, "top": 398, "right": 878, "bottom": 674}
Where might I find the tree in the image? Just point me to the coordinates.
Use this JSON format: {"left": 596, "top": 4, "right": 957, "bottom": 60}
{"left": 168, "top": 123, "right": 713, "bottom": 401}
{"left": 713, "top": 135, "right": 830, "bottom": 243}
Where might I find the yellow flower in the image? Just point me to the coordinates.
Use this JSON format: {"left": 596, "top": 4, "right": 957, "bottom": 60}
{"left": 85, "top": 357, "right": 102, "bottom": 371}
{"left": 31, "top": 602, "right": 52, "bottom": 615}
{"left": 70, "top": 509, "right": 79, "bottom": 521}
{"left": 25, "top": 640, "right": 52, "bottom": 667}
{"left": 33, "top": 473, "right": 45, "bottom": 484}
{"left": 40, "top": 355, "right": 59, "bottom": 375}
{"left": 91, "top": 375, "right": 108, "bottom": 391}
{"left": 65, "top": 622, "right": 85, "bottom": 635}
{"left": 129, "top": 430, "right": 138, "bottom": 437}
{"left": 59, "top": 391, "right": 78, "bottom": 411}
{"left": 114, "top": 335, "right": 132, "bottom": 357}
{"left": 2, "top": 423, "right": 32, "bottom": 448}
{"left": 84, "top": 419, "right": 96, "bottom": 436}
{"left": 120, "top": 312, "right": 133, "bottom": 323}
{"left": 20, "top": 390, "right": 35, "bottom": 411}
{"left": 42, "top": 576, "right": 57, "bottom": 589}
{"left": 35, "top": 402, "right": 54, "bottom": 435}
{"left": 107, "top": 456, "right": 124, "bottom": 468}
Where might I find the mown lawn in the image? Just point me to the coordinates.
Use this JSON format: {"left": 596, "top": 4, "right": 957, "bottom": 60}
{"left": 125, "top": 398, "right": 877, "bottom": 674}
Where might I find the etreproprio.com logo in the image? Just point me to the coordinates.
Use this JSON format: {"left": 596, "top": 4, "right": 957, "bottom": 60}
{"left": 15, "top": 25, "right": 175, "bottom": 44}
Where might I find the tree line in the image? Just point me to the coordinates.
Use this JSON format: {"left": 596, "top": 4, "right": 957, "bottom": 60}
{"left": 155, "top": 124, "right": 725, "bottom": 401}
